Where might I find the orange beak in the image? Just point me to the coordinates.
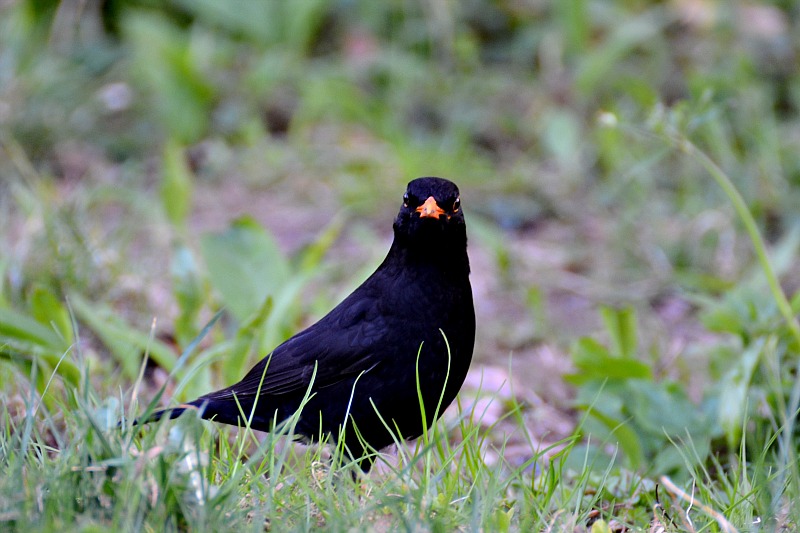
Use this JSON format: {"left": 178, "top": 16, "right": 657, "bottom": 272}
{"left": 416, "top": 196, "right": 446, "bottom": 219}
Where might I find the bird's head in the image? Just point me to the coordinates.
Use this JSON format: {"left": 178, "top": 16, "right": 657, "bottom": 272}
{"left": 393, "top": 177, "right": 467, "bottom": 252}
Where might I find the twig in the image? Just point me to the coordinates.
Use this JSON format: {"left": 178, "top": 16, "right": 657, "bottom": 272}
{"left": 659, "top": 476, "right": 738, "bottom": 533}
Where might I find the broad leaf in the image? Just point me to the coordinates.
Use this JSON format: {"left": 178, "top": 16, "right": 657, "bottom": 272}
{"left": 200, "top": 217, "right": 290, "bottom": 323}
{"left": 718, "top": 337, "right": 766, "bottom": 447}
{"left": 29, "top": 284, "right": 73, "bottom": 345}
{"left": 0, "top": 307, "right": 80, "bottom": 386}
{"left": 567, "top": 337, "right": 652, "bottom": 385}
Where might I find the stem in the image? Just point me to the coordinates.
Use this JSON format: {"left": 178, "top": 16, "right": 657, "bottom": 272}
{"left": 670, "top": 135, "right": 800, "bottom": 349}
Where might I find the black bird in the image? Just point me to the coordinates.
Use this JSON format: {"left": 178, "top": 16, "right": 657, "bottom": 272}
{"left": 143, "top": 177, "right": 475, "bottom": 470}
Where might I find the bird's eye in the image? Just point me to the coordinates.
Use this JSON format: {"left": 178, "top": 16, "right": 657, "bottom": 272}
{"left": 453, "top": 197, "right": 461, "bottom": 212}
{"left": 403, "top": 192, "right": 409, "bottom": 207}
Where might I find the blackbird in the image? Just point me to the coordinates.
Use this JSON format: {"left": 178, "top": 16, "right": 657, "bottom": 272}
{"left": 143, "top": 177, "right": 475, "bottom": 470}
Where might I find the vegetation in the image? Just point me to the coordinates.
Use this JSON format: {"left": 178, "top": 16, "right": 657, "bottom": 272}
{"left": 2, "top": 0, "right": 800, "bottom": 530}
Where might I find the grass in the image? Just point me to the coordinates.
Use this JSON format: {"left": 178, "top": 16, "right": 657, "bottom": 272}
{"left": 2, "top": 0, "right": 800, "bottom": 530}
{"left": 1, "top": 358, "right": 597, "bottom": 531}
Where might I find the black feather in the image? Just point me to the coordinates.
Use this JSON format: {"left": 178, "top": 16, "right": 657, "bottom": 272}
{"left": 139, "top": 177, "right": 475, "bottom": 470}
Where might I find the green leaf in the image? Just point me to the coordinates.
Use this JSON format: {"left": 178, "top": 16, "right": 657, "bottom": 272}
{"left": 626, "top": 380, "right": 710, "bottom": 438}
{"left": 0, "top": 307, "right": 65, "bottom": 351}
{"left": 0, "top": 307, "right": 80, "bottom": 386}
{"left": 586, "top": 407, "right": 644, "bottom": 470}
{"left": 567, "top": 337, "right": 652, "bottom": 385}
{"left": 572, "top": 337, "right": 613, "bottom": 361}
{"left": 225, "top": 296, "right": 273, "bottom": 385}
{"left": 161, "top": 140, "right": 194, "bottom": 228}
{"left": 718, "top": 338, "right": 766, "bottom": 447}
{"left": 701, "top": 303, "right": 747, "bottom": 336}
{"left": 29, "top": 284, "right": 73, "bottom": 345}
{"left": 591, "top": 520, "right": 613, "bottom": 533}
{"left": 171, "top": 242, "right": 204, "bottom": 347}
{"left": 492, "top": 507, "right": 514, "bottom": 533}
{"left": 575, "top": 380, "right": 626, "bottom": 421}
{"left": 200, "top": 217, "right": 290, "bottom": 323}
{"left": 600, "top": 305, "right": 637, "bottom": 359}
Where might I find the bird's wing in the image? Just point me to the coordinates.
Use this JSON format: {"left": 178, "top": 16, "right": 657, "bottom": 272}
{"left": 201, "top": 290, "right": 390, "bottom": 400}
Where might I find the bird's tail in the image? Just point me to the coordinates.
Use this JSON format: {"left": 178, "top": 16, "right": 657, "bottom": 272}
{"left": 131, "top": 396, "right": 257, "bottom": 429}
{"left": 132, "top": 402, "right": 203, "bottom": 427}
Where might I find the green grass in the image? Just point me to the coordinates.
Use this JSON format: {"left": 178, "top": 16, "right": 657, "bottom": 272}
{"left": 2, "top": 0, "right": 800, "bottom": 530}
{"left": 4, "top": 368, "right": 789, "bottom": 531}
{"left": 0, "top": 359, "right": 602, "bottom": 531}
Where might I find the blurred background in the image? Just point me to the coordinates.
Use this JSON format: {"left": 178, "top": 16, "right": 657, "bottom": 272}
{"left": 2, "top": 0, "right": 800, "bottom": 477}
